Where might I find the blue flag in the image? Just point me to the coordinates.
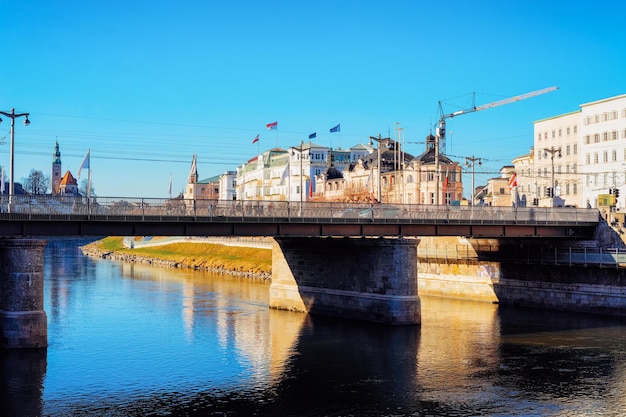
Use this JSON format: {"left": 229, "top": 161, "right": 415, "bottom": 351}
{"left": 330, "top": 124, "right": 340, "bottom": 133}
{"left": 309, "top": 132, "right": 317, "bottom": 139}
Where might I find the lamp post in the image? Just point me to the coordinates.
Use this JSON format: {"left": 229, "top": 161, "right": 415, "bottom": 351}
{"left": 0, "top": 108, "right": 31, "bottom": 208}
{"left": 543, "top": 146, "right": 561, "bottom": 200}
{"left": 464, "top": 155, "right": 482, "bottom": 205}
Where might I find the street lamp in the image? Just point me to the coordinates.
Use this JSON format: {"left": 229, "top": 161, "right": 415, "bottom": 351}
{"left": 464, "top": 155, "right": 482, "bottom": 205}
{"left": 543, "top": 146, "right": 561, "bottom": 199}
{"left": 0, "top": 108, "right": 31, "bottom": 207}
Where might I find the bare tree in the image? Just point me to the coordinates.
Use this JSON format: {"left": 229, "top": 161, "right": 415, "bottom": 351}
{"left": 23, "top": 169, "right": 49, "bottom": 195}
{"left": 79, "top": 179, "right": 96, "bottom": 196}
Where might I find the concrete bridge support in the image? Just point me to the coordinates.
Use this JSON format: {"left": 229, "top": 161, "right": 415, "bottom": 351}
{"left": 0, "top": 239, "right": 48, "bottom": 349}
{"left": 270, "top": 237, "right": 420, "bottom": 325}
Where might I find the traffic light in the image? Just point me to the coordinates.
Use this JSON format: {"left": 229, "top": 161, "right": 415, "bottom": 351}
{"left": 532, "top": 198, "right": 539, "bottom": 206}
{"left": 615, "top": 188, "right": 620, "bottom": 199}
{"left": 545, "top": 187, "right": 553, "bottom": 197}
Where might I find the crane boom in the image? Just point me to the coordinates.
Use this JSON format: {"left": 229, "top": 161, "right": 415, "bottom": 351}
{"left": 437, "top": 86, "right": 558, "bottom": 151}
{"left": 432, "top": 85, "right": 557, "bottom": 206}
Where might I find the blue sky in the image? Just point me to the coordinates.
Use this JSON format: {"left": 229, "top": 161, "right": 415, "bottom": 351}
{"left": 1, "top": 0, "right": 625, "bottom": 198}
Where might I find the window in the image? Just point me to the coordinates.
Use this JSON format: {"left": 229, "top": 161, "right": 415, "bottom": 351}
{"left": 594, "top": 153, "right": 598, "bottom": 164}
{"left": 612, "top": 131, "right": 618, "bottom": 140}
{"left": 613, "top": 150, "right": 617, "bottom": 162}
{"left": 565, "top": 183, "right": 570, "bottom": 195}
{"left": 567, "top": 127, "right": 571, "bottom": 135}
{"left": 603, "top": 151, "right": 608, "bottom": 163}
{"left": 552, "top": 130, "right": 555, "bottom": 138}
{"left": 499, "top": 187, "right": 505, "bottom": 195}
{"left": 603, "top": 132, "right": 609, "bottom": 141}
{"left": 566, "top": 144, "right": 571, "bottom": 155}
{"left": 573, "top": 183, "right": 577, "bottom": 194}
{"left": 594, "top": 134, "right": 600, "bottom": 143}
{"left": 573, "top": 144, "right": 578, "bottom": 154}
{"left": 537, "top": 133, "right": 542, "bottom": 141}
{"left": 585, "top": 135, "right": 590, "bottom": 144}
{"left": 573, "top": 125, "right": 577, "bottom": 134}
{"left": 572, "top": 163, "right": 577, "bottom": 173}
{"left": 558, "top": 128, "right": 562, "bottom": 137}
{"left": 612, "top": 110, "right": 618, "bottom": 120}
{"left": 603, "top": 112, "right": 609, "bottom": 122}
{"left": 586, "top": 154, "right": 590, "bottom": 165}
{"left": 595, "top": 114, "right": 600, "bottom": 123}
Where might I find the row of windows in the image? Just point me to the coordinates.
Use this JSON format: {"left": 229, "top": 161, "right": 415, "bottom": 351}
{"left": 585, "top": 173, "right": 623, "bottom": 187}
{"left": 583, "top": 110, "right": 625, "bottom": 125}
{"left": 536, "top": 144, "right": 577, "bottom": 160}
{"left": 537, "top": 125, "right": 578, "bottom": 140}
{"left": 583, "top": 130, "right": 626, "bottom": 144}
{"left": 584, "top": 148, "right": 626, "bottom": 164}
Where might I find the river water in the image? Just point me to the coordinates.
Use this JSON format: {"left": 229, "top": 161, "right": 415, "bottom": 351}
{"left": 2, "top": 239, "right": 626, "bottom": 416}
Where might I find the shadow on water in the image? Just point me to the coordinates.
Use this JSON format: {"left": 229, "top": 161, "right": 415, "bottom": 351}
{"left": 0, "top": 349, "right": 47, "bottom": 417}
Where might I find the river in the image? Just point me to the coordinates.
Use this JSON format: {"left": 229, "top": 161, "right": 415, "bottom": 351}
{"left": 2, "top": 239, "right": 625, "bottom": 416}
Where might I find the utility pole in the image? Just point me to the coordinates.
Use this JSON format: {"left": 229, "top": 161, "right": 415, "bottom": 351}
{"left": 0, "top": 108, "right": 31, "bottom": 210}
{"left": 543, "top": 146, "right": 561, "bottom": 201}
{"left": 464, "top": 155, "right": 482, "bottom": 205}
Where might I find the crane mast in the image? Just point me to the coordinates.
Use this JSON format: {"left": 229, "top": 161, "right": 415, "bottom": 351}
{"left": 433, "top": 85, "right": 558, "bottom": 205}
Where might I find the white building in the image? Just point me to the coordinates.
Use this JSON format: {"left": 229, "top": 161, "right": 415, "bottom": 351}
{"left": 533, "top": 110, "right": 580, "bottom": 207}
{"left": 580, "top": 94, "right": 626, "bottom": 208}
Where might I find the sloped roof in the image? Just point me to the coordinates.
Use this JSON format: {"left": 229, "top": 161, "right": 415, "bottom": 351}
{"left": 59, "top": 171, "right": 77, "bottom": 186}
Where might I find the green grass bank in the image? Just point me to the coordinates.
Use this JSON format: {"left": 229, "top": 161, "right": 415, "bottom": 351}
{"left": 80, "top": 237, "right": 272, "bottom": 280}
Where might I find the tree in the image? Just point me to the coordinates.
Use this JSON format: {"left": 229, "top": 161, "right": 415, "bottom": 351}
{"left": 79, "top": 179, "right": 96, "bottom": 197}
{"left": 23, "top": 169, "right": 49, "bottom": 195}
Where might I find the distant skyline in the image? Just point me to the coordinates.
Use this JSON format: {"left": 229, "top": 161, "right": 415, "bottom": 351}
{"left": 1, "top": 1, "right": 625, "bottom": 198}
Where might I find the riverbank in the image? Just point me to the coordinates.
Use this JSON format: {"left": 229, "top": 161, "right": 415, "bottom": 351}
{"left": 80, "top": 237, "right": 272, "bottom": 280}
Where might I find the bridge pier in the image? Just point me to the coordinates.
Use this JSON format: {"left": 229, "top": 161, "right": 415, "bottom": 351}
{"left": 0, "top": 239, "right": 48, "bottom": 349}
{"left": 270, "top": 237, "right": 420, "bottom": 325}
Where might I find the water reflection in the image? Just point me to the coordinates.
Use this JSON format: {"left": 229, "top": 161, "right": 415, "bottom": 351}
{"left": 38, "top": 240, "right": 626, "bottom": 416}
{"left": 0, "top": 349, "right": 47, "bottom": 417}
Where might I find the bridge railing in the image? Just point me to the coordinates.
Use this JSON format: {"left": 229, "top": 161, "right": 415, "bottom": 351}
{"left": 0, "top": 195, "right": 599, "bottom": 225}
{"left": 419, "top": 244, "right": 626, "bottom": 268}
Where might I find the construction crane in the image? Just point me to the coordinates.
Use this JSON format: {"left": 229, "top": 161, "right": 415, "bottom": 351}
{"left": 433, "top": 85, "right": 558, "bottom": 205}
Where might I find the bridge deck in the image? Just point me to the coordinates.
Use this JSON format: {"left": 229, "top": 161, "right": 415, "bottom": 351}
{"left": 0, "top": 196, "right": 599, "bottom": 238}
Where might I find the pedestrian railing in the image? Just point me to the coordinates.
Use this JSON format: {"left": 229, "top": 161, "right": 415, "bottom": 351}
{"left": 0, "top": 195, "right": 599, "bottom": 226}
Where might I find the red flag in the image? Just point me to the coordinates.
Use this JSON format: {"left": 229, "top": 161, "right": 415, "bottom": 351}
{"left": 443, "top": 168, "right": 450, "bottom": 193}
{"left": 309, "top": 178, "right": 313, "bottom": 198}
{"left": 266, "top": 121, "right": 278, "bottom": 130}
{"left": 509, "top": 172, "right": 517, "bottom": 189}
{"left": 252, "top": 134, "right": 259, "bottom": 144}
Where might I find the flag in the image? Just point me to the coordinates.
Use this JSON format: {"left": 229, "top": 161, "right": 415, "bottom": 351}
{"left": 443, "top": 168, "right": 450, "bottom": 193}
{"left": 509, "top": 172, "right": 517, "bottom": 189}
{"left": 309, "top": 177, "right": 313, "bottom": 198}
{"left": 168, "top": 173, "right": 172, "bottom": 195}
{"left": 330, "top": 124, "right": 340, "bottom": 133}
{"left": 77, "top": 149, "right": 90, "bottom": 179}
{"left": 252, "top": 134, "right": 259, "bottom": 144}
{"left": 279, "top": 164, "right": 289, "bottom": 185}
{"left": 308, "top": 132, "right": 316, "bottom": 139}
{"left": 188, "top": 154, "right": 197, "bottom": 183}
{"left": 0, "top": 166, "right": 4, "bottom": 194}
{"left": 266, "top": 121, "right": 278, "bottom": 130}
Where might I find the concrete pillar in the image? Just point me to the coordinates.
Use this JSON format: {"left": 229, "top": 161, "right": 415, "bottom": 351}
{"left": 270, "top": 237, "right": 420, "bottom": 325}
{"left": 0, "top": 239, "right": 48, "bottom": 349}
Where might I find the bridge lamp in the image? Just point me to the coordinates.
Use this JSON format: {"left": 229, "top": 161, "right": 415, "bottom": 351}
{"left": 0, "top": 108, "right": 31, "bottom": 204}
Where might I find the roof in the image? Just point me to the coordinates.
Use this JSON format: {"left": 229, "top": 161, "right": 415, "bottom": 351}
{"left": 59, "top": 171, "right": 77, "bottom": 186}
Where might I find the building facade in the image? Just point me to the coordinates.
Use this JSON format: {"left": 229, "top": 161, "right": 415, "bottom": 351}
{"left": 533, "top": 111, "right": 580, "bottom": 207}
{"left": 580, "top": 94, "right": 626, "bottom": 208}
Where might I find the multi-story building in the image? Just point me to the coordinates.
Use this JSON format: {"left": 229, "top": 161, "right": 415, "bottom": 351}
{"left": 580, "top": 94, "right": 626, "bottom": 208}
{"left": 533, "top": 111, "right": 580, "bottom": 207}
{"left": 512, "top": 149, "right": 533, "bottom": 206}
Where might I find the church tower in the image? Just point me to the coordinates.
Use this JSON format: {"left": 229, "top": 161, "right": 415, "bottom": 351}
{"left": 51, "top": 140, "right": 62, "bottom": 195}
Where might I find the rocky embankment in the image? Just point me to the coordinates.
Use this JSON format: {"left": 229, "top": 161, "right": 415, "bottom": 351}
{"left": 80, "top": 242, "right": 272, "bottom": 281}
